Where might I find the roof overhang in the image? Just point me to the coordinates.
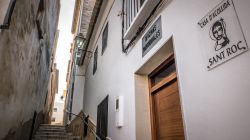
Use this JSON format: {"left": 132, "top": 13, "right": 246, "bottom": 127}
{"left": 79, "top": 0, "right": 103, "bottom": 65}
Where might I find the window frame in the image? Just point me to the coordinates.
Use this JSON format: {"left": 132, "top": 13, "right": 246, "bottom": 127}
{"left": 93, "top": 46, "right": 98, "bottom": 75}
{"left": 124, "top": 0, "right": 145, "bottom": 31}
{"left": 96, "top": 95, "right": 109, "bottom": 140}
{"left": 53, "top": 108, "right": 57, "bottom": 112}
{"left": 102, "top": 22, "right": 109, "bottom": 55}
{"left": 51, "top": 117, "right": 56, "bottom": 122}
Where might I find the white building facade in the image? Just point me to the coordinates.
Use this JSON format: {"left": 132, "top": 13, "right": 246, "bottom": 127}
{"left": 52, "top": 101, "right": 64, "bottom": 125}
{"left": 72, "top": 0, "right": 250, "bottom": 140}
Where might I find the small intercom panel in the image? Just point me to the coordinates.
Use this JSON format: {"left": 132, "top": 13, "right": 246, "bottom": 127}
{"left": 115, "top": 96, "right": 124, "bottom": 128}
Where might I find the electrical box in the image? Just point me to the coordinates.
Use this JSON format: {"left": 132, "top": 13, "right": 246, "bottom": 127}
{"left": 115, "top": 96, "right": 124, "bottom": 128}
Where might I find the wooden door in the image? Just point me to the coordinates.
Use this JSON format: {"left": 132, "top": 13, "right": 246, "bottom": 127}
{"left": 150, "top": 56, "right": 185, "bottom": 140}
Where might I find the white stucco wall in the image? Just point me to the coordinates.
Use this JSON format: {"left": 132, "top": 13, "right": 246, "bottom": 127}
{"left": 52, "top": 102, "right": 64, "bottom": 125}
{"left": 83, "top": 0, "right": 250, "bottom": 140}
{"left": 71, "top": 65, "right": 85, "bottom": 120}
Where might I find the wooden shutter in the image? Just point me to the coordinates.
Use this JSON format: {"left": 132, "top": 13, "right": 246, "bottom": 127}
{"left": 102, "top": 23, "right": 109, "bottom": 54}
{"left": 96, "top": 95, "right": 109, "bottom": 140}
{"left": 93, "top": 47, "right": 98, "bottom": 75}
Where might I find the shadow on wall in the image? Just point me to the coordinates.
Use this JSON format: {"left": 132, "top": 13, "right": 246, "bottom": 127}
{"left": 2, "top": 111, "right": 44, "bottom": 140}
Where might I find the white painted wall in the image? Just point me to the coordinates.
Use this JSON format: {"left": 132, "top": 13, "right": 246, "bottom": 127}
{"left": 83, "top": 0, "right": 250, "bottom": 140}
{"left": 71, "top": 65, "right": 85, "bottom": 120}
{"left": 52, "top": 102, "right": 64, "bottom": 125}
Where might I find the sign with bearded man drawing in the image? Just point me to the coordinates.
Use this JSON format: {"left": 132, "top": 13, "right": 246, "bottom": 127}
{"left": 198, "top": 0, "right": 248, "bottom": 70}
{"left": 210, "top": 18, "right": 230, "bottom": 51}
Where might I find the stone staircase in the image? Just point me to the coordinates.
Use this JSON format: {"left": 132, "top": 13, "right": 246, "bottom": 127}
{"left": 33, "top": 124, "right": 80, "bottom": 140}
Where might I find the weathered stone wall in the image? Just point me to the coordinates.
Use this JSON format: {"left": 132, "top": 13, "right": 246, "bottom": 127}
{"left": 45, "top": 63, "right": 59, "bottom": 124}
{"left": 0, "top": 0, "right": 60, "bottom": 139}
{"left": 67, "top": 112, "right": 97, "bottom": 140}
{"left": 67, "top": 111, "right": 84, "bottom": 140}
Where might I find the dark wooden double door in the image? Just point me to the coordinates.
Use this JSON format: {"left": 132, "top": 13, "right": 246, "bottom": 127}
{"left": 96, "top": 95, "right": 108, "bottom": 140}
{"left": 150, "top": 57, "right": 185, "bottom": 140}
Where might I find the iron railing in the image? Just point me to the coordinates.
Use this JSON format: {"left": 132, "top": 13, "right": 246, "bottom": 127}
{"left": 65, "top": 110, "right": 102, "bottom": 140}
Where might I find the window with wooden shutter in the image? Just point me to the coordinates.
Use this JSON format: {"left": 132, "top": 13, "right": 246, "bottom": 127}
{"left": 102, "top": 22, "right": 109, "bottom": 55}
{"left": 93, "top": 47, "right": 98, "bottom": 75}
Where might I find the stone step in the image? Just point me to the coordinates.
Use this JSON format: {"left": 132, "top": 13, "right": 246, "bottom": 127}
{"left": 39, "top": 126, "right": 66, "bottom": 129}
{"left": 33, "top": 136, "right": 81, "bottom": 140}
{"left": 35, "top": 134, "right": 72, "bottom": 137}
{"left": 34, "top": 135, "right": 71, "bottom": 139}
{"left": 39, "top": 126, "right": 65, "bottom": 129}
{"left": 37, "top": 129, "right": 66, "bottom": 133}
{"left": 39, "top": 125, "right": 65, "bottom": 129}
{"left": 33, "top": 138, "right": 79, "bottom": 140}
{"left": 37, "top": 129, "right": 66, "bottom": 132}
{"left": 32, "top": 124, "right": 80, "bottom": 140}
{"left": 38, "top": 127, "right": 66, "bottom": 130}
{"left": 35, "top": 131, "right": 72, "bottom": 136}
{"left": 40, "top": 124, "right": 64, "bottom": 127}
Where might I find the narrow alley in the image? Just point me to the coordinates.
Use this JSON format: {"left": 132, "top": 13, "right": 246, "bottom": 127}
{"left": 0, "top": 0, "right": 250, "bottom": 140}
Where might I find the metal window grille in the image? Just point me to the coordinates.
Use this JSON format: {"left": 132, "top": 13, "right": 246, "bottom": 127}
{"left": 124, "top": 0, "right": 145, "bottom": 31}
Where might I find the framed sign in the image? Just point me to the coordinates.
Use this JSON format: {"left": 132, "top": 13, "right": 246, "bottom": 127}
{"left": 198, "top": 0, "right": 248, "bottom": 70}
{"left": 142, "top": 16, "right": 162, "bottom": 57}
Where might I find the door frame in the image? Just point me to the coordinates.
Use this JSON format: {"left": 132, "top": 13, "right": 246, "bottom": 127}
{"left": 96, "top": 95, "right": 109, "bottom": 140}
{"left": 148, "top": 54, "right": 185, "bottom": 140}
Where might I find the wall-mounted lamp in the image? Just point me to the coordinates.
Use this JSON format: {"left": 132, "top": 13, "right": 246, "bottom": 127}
{"left": 74, "top": 33, "right": 92, "bottom": 65}
{"left": 74, "top": 33, "right": 86, "bottom": 49}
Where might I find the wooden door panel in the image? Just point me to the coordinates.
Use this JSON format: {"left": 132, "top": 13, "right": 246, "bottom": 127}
{"left": 159, "top": 92, "right": 179, "bottom": 111}
{"left": 153, "top": 80, "right": 184, "bottom": 140}
{"left": 159, "top": 135, "right": 184, "bottom": 140}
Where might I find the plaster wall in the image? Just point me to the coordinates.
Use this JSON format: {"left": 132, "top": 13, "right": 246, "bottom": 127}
{"left": 71, "top": 66, "right": 85, "bottom": 120}
{"left": 83, "top": 0, "right": 250, "bottom": 140}
{"left": 45, "top": 64, "right": 59, "bottom": 123}
{"left": 67, "top": 111, "right": 84, "bottom": 139}
{"left": 0, "top": 0, "right": 60, "bottom": 139}
{"left": 52, "top": 102, "right": 64, "bottom": 125}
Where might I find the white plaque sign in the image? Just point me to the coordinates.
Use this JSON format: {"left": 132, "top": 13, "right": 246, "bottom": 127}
{"left": 198, "top": 0, "right": 248, "bottom": 70}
